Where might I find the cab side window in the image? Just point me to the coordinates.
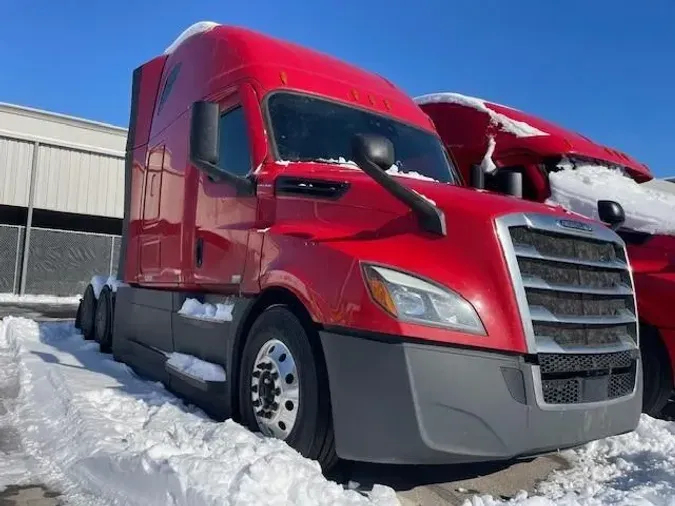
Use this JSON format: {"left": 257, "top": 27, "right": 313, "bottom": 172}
{"left": 217, "top": 106, "right": 252, "bottom": 176}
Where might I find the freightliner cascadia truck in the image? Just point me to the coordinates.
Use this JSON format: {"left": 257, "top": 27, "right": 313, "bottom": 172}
{"left": 417, "top": 92, "right": 674, "bottom": 417}
{"left": 76, "top": 23, "right": 642, "bottom": 471}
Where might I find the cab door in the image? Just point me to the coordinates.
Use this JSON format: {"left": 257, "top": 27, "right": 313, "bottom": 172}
{"left": 193, "top": 88, "right": 257, "bottom": 291}
{"left": 139, "top": 144, "right": 165, "bottom": 279}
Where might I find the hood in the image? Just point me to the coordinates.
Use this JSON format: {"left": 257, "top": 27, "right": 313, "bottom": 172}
{"left": 266, "top": 162, "right": 614, "bottom": 353}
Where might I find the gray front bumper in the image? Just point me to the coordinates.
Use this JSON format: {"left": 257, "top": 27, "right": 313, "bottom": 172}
{"left": 320, "top": 330, "right": 642, "bottom": 465}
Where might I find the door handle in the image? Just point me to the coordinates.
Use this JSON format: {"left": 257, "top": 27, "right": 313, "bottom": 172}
{"left": 195, "top": 237, "right": 204, "bottom": 268}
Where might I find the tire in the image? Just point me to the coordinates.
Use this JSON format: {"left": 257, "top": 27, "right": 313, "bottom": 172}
{"left": 94, "top": 285, "right": 115, "bottom": 353}
{"left": 641, "top": 324, "right": 673, "bottom": 417}
{"left": 79, "top": 284, "right": 98, "bottom": 341}
{"left": 74, "top": 299, "right": 83, "bottom": 330}
{"left": 238, "top": 306, "right": 338, "bottom": 472}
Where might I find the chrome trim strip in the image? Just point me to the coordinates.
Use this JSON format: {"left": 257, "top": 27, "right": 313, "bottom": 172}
{"left": 522, "top": 277, "right": 633, "bottom": 296}
{"left": 529, "top": 306, "right": 637, "bottom": 326}
{"left": 534, "top": 334, "right": 637, "bottom": 355}
{"left": 513, "top": 245, "right": 628, "bottom": 270}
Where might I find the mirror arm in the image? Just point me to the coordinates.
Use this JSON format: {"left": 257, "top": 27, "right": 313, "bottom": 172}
{"left": 191, "top": 157, "right": 255, "bottom": 196}
{"left": 353, "top": 153, "right": 446, "bottom": 236}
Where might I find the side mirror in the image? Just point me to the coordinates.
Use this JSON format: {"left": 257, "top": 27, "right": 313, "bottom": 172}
{"left": 470, "top": 164, "right": 485, "bottom": 189}
{"left": 352, "top": 133, "right": 395, "bottom": 171}
{"left": 190, "top": 101, "right": 220, "bottom": 167}
{"left": 188, "top": 101, "right": 254, "bottom": 195}
{"left": 492, "top": 170, "right": 522, "bottom": 198}
{"left": 597, "top": 200, "right": 625, "bottom": 230}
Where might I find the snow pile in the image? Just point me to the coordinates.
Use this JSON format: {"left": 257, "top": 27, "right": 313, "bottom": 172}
{"left": 386, "top": 164, "right": 438, "bottom": 182}
{"left": 467, "top": 415, "right": 675, "bottom": 505}
{"left": 89, "top": 275, "right": 128, "bottom": 299}
{"left": 547, "top": 161, "right": 675, "bottom": 235}
{"left": 178, "top": 297, "right": 234, "bottom": 322}
{"left": 0, "top": 317, "right": 398, "bottom": 505}
{"left": 415, "top": 93, "right": 548, "bottom": 138}
{"left": 279, "top": 157, "right": 441, "bottom": 182}
{"left": 479, "top": 136, "right": 498, "bottom": 175}
{"left": 166, "top": 353, "right": 227, "bottom": 382}
{"left": 164, "top": 21, "right": 219, "bottom": 54}
{"left": 317, "top": 157, "right": 361, "bottom": 169}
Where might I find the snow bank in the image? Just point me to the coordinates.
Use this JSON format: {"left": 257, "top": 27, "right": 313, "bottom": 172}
{"left": 164, "top": 21, "right": 219, "bottom": 54}
{"left": 547, "top": 161, "right": 675, "bottom": 236}
{"left": 467, "top": 415, "right": 675, "bottom": 505}
{"left": 0, "top": 293, "right": 80, "bottom": 305}
{"left": 166, "top": 353, "right": 227, "bottom": 383}
{"left": 0, "top": 317, "right": 398, "bottom": 505}
{"left": 178, "top": 297, "right": 234, "bottom": 322}
{"left": 415, "top": 93, "right": 548, "bottom": 138}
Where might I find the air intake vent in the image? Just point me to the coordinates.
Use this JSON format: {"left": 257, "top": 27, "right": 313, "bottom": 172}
{"left": 275, "top": 177, "right": 350, "bottom": 200}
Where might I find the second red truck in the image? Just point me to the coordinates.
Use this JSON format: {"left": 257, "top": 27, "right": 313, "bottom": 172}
{"left": 418, "top": 92, "right": 675, "bottom": 416}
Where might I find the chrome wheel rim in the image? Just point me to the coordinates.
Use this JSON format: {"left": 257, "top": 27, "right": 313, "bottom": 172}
{"left": 251, "top": 338, "right": 299, "bottom": 440}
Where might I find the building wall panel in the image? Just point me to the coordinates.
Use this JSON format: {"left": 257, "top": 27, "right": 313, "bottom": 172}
{"left": 0, "top": 137, "right": 34, "bottom": 207}
{"left": 0, "top": 103, "right": 126, "bottom": 156}
{"left": 33, "top": 145, "right": 124, "bottom": 218}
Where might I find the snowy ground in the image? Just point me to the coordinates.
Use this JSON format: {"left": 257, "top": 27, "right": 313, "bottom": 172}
{"left": 0, "top": 293, "right": 80, "bottom": 305}
{"left": 1, "top": 315, "right": 674, "bottom": 506}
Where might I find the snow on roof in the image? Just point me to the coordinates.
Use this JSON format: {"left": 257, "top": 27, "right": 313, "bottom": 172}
{"left": 164, "top": 21, "right": 220, "bottom": 54}
{"left": 414, "top": 92, "right": 548, "bottom": 138}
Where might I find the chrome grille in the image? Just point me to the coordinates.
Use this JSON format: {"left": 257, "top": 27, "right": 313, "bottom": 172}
{"left": 496, "top": 213, "right": 639, "bottom": 406}
{"left": 508, "top": 224, "right": 638, "bottom": 349}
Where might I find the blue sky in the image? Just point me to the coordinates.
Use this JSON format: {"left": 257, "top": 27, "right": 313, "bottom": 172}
{"left": 1, "top": 0, "right": 673, "bottom": 176}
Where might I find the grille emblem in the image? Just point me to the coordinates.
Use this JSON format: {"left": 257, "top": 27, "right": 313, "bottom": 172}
{"left": 557, "top": 219, "right": 593, "bottom": 233}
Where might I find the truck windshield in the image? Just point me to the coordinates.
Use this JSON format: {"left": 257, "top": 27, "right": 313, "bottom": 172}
{"left": 266, "top": 92, "right": 459, "bottom": 184}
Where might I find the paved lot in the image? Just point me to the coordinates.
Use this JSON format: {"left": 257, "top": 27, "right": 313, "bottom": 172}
{"left": 0, "top": 301, "right": 567, "bottom": 505}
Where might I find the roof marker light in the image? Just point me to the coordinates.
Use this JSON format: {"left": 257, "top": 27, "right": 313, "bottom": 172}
{"left": 280, "top": 71, "right": 288, "bottom": 85}
{"left": 351, "top": 89, "right": 360, "bottom": 100}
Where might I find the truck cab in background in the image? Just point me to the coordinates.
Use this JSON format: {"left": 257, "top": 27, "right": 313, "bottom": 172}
{"left": 77, "top": 24, "right": 642, "bottom": 472}
{"left": 417, "top": 92, "right": 675, "bottom": 416}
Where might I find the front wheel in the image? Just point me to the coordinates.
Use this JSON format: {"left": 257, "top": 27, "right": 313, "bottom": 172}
{"left": 238, "top": 306, "right": 337, "bottom": 471}
{"left": 641, "top": 325, "right": 673, "bottom": 417}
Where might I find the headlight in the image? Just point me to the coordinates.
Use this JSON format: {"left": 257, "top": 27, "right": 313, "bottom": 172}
{"left": 362, "top": 264, "right": 486, "bottom": 335}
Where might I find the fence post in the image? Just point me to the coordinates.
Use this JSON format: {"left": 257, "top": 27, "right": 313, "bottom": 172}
{"left": 13, "top": 226, "right": 22, "bottom": 294}
{"left": 19, "top": 141, "right": 40, "bottom": 296}
{"left": 108, "top": 236, "right": 116, "bottom": 277}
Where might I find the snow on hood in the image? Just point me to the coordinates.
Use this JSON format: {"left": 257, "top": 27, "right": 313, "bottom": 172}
{"left": 164, "top": 21, "right": 219, "bottom": 54}
{"left": 415, "top": 92, "right": 549, "bottom": 138}
{"left": 546, "top": 160, "right": 675, "bottom": 236}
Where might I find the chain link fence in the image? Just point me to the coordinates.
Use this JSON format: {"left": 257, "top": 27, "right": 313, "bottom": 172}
{"left": 0, "top": 224, "right": 120, "bottom": 297}
{"left": 0, "top": 225, "right": 23, "bottom": 294}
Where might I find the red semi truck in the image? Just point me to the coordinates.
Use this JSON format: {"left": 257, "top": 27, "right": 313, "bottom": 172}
{"left": 76, "top": 24, "right": 642, "bottom": 471}
{"left": 417, "top": 92, "right": 675, "bottom": 417}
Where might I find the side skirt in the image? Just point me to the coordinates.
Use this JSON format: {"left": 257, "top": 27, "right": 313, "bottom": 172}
{"left": 112, "top": 285, "right": 253, "bottom": 421}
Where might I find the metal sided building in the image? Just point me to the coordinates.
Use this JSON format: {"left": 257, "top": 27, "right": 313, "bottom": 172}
{"left": 0, "top": 102, "right": 127, "bottom": 296}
